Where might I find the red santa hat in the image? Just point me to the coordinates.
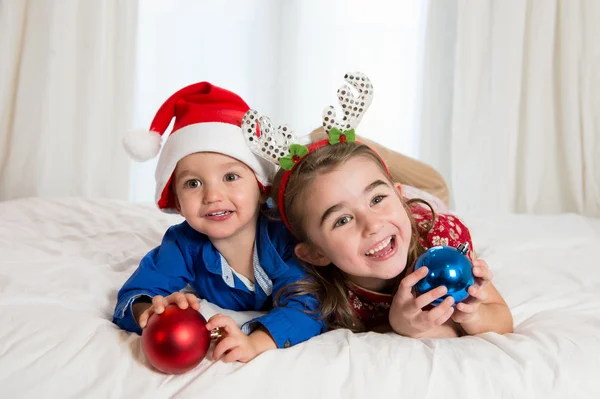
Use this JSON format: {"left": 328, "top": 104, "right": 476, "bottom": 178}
{"left": 123, "top": 82, "right": 275, "bottom": 212}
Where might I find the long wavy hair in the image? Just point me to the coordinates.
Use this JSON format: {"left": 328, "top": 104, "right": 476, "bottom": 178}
{"left": 271, "top": 141, "right": 435, "bottom": 332}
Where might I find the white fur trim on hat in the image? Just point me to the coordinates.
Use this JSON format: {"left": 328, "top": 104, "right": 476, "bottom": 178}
{"left": 154, "top": 122, "right": 276, "bottom": 210}
{"left": 123, "top": 129, "right": 162, "bottom": 162}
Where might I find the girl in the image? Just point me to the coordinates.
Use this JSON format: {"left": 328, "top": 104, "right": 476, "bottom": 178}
{"left": 248, "top": 72, "right": 513, "bottom": 337}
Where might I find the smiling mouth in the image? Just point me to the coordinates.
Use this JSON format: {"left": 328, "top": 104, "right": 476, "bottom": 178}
{"left": 205, "top": 211, "right": 233, "bottom": 217}
{"left": 365, "top": 236, "right": 395, "bottom": 258}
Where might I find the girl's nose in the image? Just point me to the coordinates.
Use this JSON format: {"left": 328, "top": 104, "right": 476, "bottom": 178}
{"left": 360, "top": 212, "right": 384, "bottom": 237}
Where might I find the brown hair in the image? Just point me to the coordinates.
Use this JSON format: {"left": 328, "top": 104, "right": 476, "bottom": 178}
{"left": 272, "top": 141, "right": 435, "bottom": 331}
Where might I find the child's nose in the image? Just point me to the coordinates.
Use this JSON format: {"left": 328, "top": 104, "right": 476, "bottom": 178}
{"left": 361, "top": 214, "right": 384, "bottom": 237}
{"left": 203, "top": 184, "right": 224, "bottom": 203}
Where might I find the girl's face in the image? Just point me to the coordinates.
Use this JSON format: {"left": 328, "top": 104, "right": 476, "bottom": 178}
{"left": 294, "top": 156, "right": 413, "bottom": 292}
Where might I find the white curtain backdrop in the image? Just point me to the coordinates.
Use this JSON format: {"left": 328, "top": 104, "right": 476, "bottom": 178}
{"left": 420, "top": 0, "right": 600, "bottom": 216}
{"left": 2, "top": 1, "right": 597, "bottom": 217}
{"left": 0, "top": 0, "right": 138, "bottom": 201}
{"left": 130, "top": 0, "right": 426, "bottom": 203}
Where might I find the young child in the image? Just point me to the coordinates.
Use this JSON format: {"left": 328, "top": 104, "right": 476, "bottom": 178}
{"left": 246, "top": 72, "right": 513, "bottom": 338}
{"left": 113, "top": 82, "right": 327, "bottom": 363}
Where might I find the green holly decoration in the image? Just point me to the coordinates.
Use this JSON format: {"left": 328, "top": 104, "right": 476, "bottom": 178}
{"left": 328, "top": 128, "right": 356, "bottom": 145}
{"left": 279, "top": 143, "right": 309, "bottom": 170}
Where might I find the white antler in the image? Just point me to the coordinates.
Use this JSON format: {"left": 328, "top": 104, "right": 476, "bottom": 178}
{"left": 242, "top": 109, "right": 297, "bottom": 165}
{"left": 322, "top": 72, "right": 374, "bottom": 133}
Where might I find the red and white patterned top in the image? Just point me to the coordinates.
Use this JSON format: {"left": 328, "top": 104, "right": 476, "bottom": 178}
{"left": 347, "top": 203, "right": 475, "bottom": 331}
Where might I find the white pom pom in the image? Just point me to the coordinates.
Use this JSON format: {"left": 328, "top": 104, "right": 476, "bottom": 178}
{"left": 123, "top": 129, "right": 162, "bottom": 162}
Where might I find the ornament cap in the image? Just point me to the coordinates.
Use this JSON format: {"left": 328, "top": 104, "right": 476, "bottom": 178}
{"left": 210, "top": 328, "right": 223, "bottom": 340}
{"left": 457, "top": 242, "right": 470, "bottom": 255}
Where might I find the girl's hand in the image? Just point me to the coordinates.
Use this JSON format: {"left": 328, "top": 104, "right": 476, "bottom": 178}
{"left": 451, "top": 258, "right": 493, "bottom": 325}
{"left": 389, "top": 266, "right": 456, "bottom": 338}
{"left": 206, "top": 314, "right": 261, "bottom": 363}
{"left": 137, "top": 292, "right": 200, "bottom": 329}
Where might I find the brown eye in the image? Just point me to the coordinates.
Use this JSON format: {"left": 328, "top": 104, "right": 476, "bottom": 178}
{"left": 185, "top": 179, "right": 201, "bottom": 189}
{"left": 224, "top": 173, "right": 239, "bottom": 182}
{"left": 334, "top": 216, "right": 352, "bottom": 228}
{"left": 371, "top": 195, "right": 386, "bottom": 206}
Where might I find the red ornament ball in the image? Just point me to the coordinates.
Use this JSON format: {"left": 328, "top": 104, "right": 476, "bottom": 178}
{"left": 141, "top": 305, "right": 211, "bottom": 374}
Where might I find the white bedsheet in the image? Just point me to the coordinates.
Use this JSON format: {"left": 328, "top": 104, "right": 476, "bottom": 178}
{"left": 0, "top": 197, "right": 599, "bottom": 398}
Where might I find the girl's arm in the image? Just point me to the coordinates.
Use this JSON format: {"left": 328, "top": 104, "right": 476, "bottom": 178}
{"left": 451, "top": 260, "right": 514, "bottom": 335}
{"left": 411, "top": 212, "right": 513, "bottom": 336}
{"left": 373, "top": 320, "right": 462, "bottom": 338}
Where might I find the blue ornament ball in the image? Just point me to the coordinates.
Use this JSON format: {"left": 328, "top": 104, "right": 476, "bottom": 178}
{"left": 414, "top": 243, "right": 474, "bottom": 306}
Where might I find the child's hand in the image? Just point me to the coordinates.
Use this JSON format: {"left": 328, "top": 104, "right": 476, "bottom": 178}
{"left": 206, "top": 314, "right": 261, "bottom": 363}
{"left": 389, "top": 266, "right": 456, "bottom": 338}
{"left": 451, "top": 258, "right": 493, "bottom": 325}
{"left": 137, "top": 292, "right": 200, "bottom": 329}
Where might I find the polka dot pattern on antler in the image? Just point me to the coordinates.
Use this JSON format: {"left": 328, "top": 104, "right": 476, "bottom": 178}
{"left": 322, "top": 72, "right": 374, "bottom": 134}
{"left": 242, "top": 109, "right": 297, "bottom": 165}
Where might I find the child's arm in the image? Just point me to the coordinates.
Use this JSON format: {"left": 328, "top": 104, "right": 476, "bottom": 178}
{"left": 239, "top": 261, "right": 327, "bottom": 349}
{"left": 205, "top": 261, "right": 327, "bottom": 363}
{"left": 409, "top": 211, "right": 513, "bottom": 336}
{"left": 416, "top": 320, "right": 463, "bottom": 338}
{"left": 133, "top": 292, "right": 200, "bottom": 329}
{"left": 113, "top": 225, "right": 195, "bottom": 334}
{"left": 372, "top": 321, "right": 461, "bottom": 337}
{"left": 389, "top": 266, "right": 458, "bottom": 338}
{"left": 203, "top": 220, "right": 328, "bottom": 363}
{"left": 206, "top": 315, "right": 276, "bottom": 363}
{"left": 203, "top": 261, "right": 326, "bottom": 363}
{"left": 451, "top": 259, "right": 514, "bottom": 335}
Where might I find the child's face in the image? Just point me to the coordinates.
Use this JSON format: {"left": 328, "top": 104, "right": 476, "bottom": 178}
{"left": 295, "top": 156, "right": 412, "bottom": 292}
{"left": 173, "top": 152, "right": 262, "bottom": 240}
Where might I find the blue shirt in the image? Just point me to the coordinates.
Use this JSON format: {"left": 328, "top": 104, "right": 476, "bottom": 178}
{"left": 112, "top": 215, "right": 326, "bottom": 348}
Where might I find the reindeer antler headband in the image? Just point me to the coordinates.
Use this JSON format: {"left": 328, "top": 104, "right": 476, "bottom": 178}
{"left": 242, "top": 72, "right": 377, "bottom": 232}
